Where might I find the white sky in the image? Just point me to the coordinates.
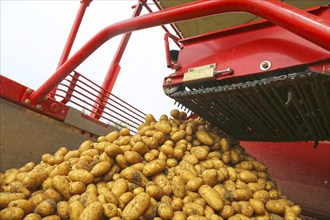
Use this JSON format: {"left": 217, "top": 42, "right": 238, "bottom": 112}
{"left": 0, "top": 0, "right": 180, "bottom": 119}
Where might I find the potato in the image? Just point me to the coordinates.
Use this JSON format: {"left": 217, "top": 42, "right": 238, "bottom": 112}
{"left": 106, "top": 131, "right": 119, "bottom": 143}
{"left": 121, "top": 167, "right": 148, "bottom": 187}
{"left": 249, "top": 198, "right": 266, "bottom": 215}
{"left": 191, "top": 146, "right": 209, "bottom": 160}
{"left": 8, "top": 199, "right": 33, "bottom": 215}
{"left": 265, "top": 200, "right": 285, "bottom": 215}
{"left": 79, "top": 201, "right": 104, "bottom": 220}
{"left": 40, "top": 215, "right": 61, "bottom": 220}
{"left": 122, "top": 192, "right": 150, "bottom": 220}
{"left": 220, "top": 205, "right": 235, "bottom": 219}
{"left": 239, "top": 170, "right": 258, "bottom": 183}
{"left": 103, "top": 203, "right": 118, "bottom": 218}
{"left": 183, "top": 202, "right": 204, "bottom": 216}
{"left": 171, "top": 130, "right": 186, "bottom": 143}
{"left": 158, "top": 202, "right": 174, "bottom": 220}
{"left": 202, "top": 169, "right": 218, "bottom": 186}
{"left": 170, "top": 176, "right": 185, "bottom": 198}
{"left": 0, "top": 192, "right": 25, "bottom": 208}
{"left": 186, "top": 177, "right": 204, "bottom": 192}
{"left": 198, "top": 185, "right": 224, "bottom": 211}
{"left": 253, "top": 190, "right": 270, "bottom": 203}
{"left": 124, "top": 151, "right": 143, "bottom": 164}
{"left": 35, "top": 199, "right": 57, "bottom": 216}
{"left": 232, "top": 188, "right": 253, "bottom": 201}
{"left": 69, "top": 181, "right": 86, "bottom": 195}
{"left": 90, "top": 161, "right": 111, "bottom": 176}
{"left": 282, "top": 206, "right": 296, "bottom": 220}
{"left": 52, "top": 176, "right": 71, "bottom": 200}
{"left": 155, "top": 121, "right": 172, "bottom": 134}
{"left": 143, "top": 159, "right": 166, "bottom": 176}
{"left": 0, "top": 207, "right": 24, "bottom": 220}
{"left": 23, "top": 213, "right": 42, "bottom": 220}
{"left": 105, "top": 144, "right": 123, "bottom": 157}
{"left": 49, "top": 161, "right": 70, "bottom": 177}
{"left": 22, "top": 170, "right": 48, "bottom": 189}
{"left": 195, "top": 130, "right": 214, "bottom": 145}
{"left": 68, "top": 169, "right": 93, "bottom": 185}
{"left": 173, "top": 211, "right": 187, "bottom": 220}
{"left": 80, "top": 191, "right": 98, "bottom": 207}
{"left": 238, "top": 201, "right": 254, "bottom": 217}
{"left": 68, "top": 201, "right": 84, "bottom": 220}
{"left": 146, "top": 184, "right": 162, "bottom": 199}
{"left": 290, "top": 205, "right": 301, "bottom": 216}
{"left": 56, "top": 201, "right": 69, "bottom": 220}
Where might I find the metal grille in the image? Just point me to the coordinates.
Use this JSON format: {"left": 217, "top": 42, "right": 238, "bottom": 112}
{"left": 169, "top": 71, "right": 330, "bottom": 142}
{"left": 52, "top": 71, "right": 146, "bottom": 133}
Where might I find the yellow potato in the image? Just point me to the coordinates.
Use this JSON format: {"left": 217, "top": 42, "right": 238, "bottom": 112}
{"left": 249, "top": 198, "right": 266, "bottom": 215}
{"left": 68, "top": 200, "right": 84, "bottom": 220}
{"left": 239, "top": 170, "right": 258, "bottom": 183}
{"left": 265, "top": 200, "right": 285, "bottom": 215}
{"left": 146, "top": 184, "right": 162, "bottom": 199}
{"left": 22, "top": 170, "right": 48, "bottom": 189}
{"left": 0, "top": 207, "right": 24, "bottom": 220}
{"left": 158, "top": 202, "right": 174, "bottom": 220}
{"left": 68, "top": 169, "right": 94, "bottom": 185}
{"left": 122, "top": 192, "right": 150, "bottom": 220}
{"left": 202, "top": 169, "right": 218, "bottom": 186}
{"left": 171, "top": 176, "right": 186, "bottom": 198}
{"left": 80, "top": 191, "right": 98, "bottom": 207}
{"left": 183, "top": 202, "right": 204, "bottom": 216}
{"left": 186, "top": 177, "right": 204, "bottom": 192}
{"left": 0, "top": 192, "right": 25, "bottom": 208}
{"left": 171, "top": 130, "right": 186, "bottom": 143}
{"left": 238, "top": 201, "right": 254, "bottom": 217}
{"left": 195, "top": 130, "right": 214, "bottom": 146}
{"left": 69, "top": 181, "right": 86, "bottom": 195}
{"left": 121, "top": 167, "right": 148, "bottom": 187}
{"left": 154, "top": 121, "right": 172, "bottom": 134}
{"left": 124, "top": 151, "right": 143, "bottom": 164}
{"left": 56, "top": 201, "right": 69, "bottom": 220}
{"left": 143, "top": 159, "right": 166, "bottom": 176}
{"left": 35, "top": 199, "right": 57, "bottom": 217}
{"left": 105, "top": 144, "right": 123, "bottom": 157}
{"left": 23, "top": 213, "right": 42, "bottom": 220}
{"left": 90, "top": 161, "right": 112, "bottom": 176}
{"left": 49, "top": 161, "right": 70, "bottom": 177}
{"left": 79, "top": 201, "right": 104, "bottom": 220}
{"left": 8, "top": 199, "right": 33, "bottom": 215}
{"left": 232, "top": 188, "right": 253, "bottom": 201}
{"left": 220, "top": 205, "right": 235, "bottom": 219}
{"left": 103, "top": 203, "right": 118, "bottom": 218}
{"left": 105, "top": 131, "right": 120, "bottom": 143}
{"left": 111, "top": 178, "right": 128, "bottom": 197}
{"left": 198, "top": 185, "right": 224, "bottom": 211}
{"left": 52, "top": 175, "right": 71, "bottom": 200}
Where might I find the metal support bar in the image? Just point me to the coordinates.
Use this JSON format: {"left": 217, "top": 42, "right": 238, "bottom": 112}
{"left": 50, "top": 0, "right": 92, "bottom": 99}
{"left": 90, "top": 1, "right": 143, "bottom": 120}
{"left": 30, "top": 0, "right": 330, "bottom": 103}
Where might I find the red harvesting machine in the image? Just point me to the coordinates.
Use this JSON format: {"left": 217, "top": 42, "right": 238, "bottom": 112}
{"left": 1, "top": 0, "right": 329, "bottom": 218}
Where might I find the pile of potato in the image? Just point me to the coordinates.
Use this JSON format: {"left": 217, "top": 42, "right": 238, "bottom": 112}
{"left": 0, "top": 110, "right": 302, "bottom": 220}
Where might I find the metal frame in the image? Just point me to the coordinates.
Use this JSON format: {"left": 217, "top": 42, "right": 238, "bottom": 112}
{"left": 28, "top": 0, "right": 329, "bottom": 106}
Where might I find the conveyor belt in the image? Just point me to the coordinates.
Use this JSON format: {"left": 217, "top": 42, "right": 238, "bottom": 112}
{"left": 168, "top": 71, "right": 330, "bottom": 142}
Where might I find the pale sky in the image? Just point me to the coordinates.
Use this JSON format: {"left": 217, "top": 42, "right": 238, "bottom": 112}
{"left": 0, "top": 0, "right": 180, "bottom": 119}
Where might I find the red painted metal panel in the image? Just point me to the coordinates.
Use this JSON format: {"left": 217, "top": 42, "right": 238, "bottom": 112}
{"left": 0, "top": 75, "right": 69, "bottom": 121}
{"left": 163, "top": 7, "right": 330, "bottom": 86}
{"left": 241, "top": 141, "right": 330, "bottom": 218}
{"left": 29, "top": 0, "right": 330, "bottom": 103}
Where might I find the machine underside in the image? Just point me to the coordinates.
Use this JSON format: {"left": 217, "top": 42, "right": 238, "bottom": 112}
{"left": 168, "top": 70, "right": 330, "bottom": 142}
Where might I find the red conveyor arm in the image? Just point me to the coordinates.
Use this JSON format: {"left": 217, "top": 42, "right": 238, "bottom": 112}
{"left": 30, "top": 0, "right": 330, "bottom": 103}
